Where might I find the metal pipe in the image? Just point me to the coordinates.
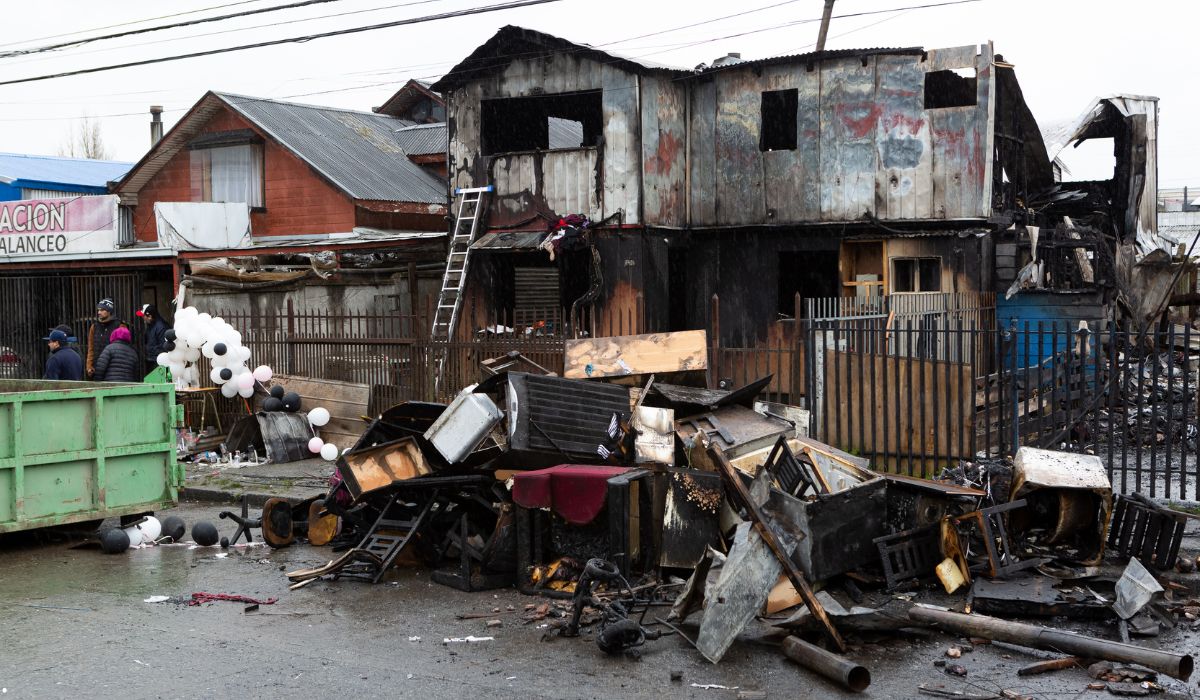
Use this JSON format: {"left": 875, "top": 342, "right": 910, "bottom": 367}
{"left": 782, "top": 636, "right": 870, "bottom": 692}
{"left": 815, "top": 0, "right": 836, "bottom": 51}
{"left": 907, "top": 606, "right": 1193, "bottom": 680}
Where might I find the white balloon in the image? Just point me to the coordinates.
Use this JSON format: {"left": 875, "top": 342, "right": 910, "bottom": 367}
{"left": 156, "top": 352, "right": 169, "bottom": 367}
{"left": 237, "top": 385, "right": 255, "bottom": 399}
{"left": 140, "top": 516, "right": 162, "bottom": 542}
{"left": 307, "top": 437, "right": 324, "bottom": 454}
{"left": 209, "top": 367, "right": 226, "bottom": 384}
{"left": 237, "top": 373, "right": 254, "bottom": 390}
{"left": 186, "top": 332, "right": 205, "bottom": 349}
{"left": 167, "top": 349, "right": 186, "bottom": 363}
{"left": 237, "top": 346, "right": 252, "bottom": 362}
{"left": 220, "top": 382, "right": 239, "bottom": 398}
{"left": 168, "top": 363, "right": 185, "bottom": 377}
{"left": 184, "top": 347, "right": 201, "bottom": 363}
{"left": 319, "top": 443, "right": 339, "bottom": 461}
{"left": 308, "top": 406, "right": 331, "bottom": 427}
{"left": 197, "top": 313, "right": 212, "bottom": 324}
{"left": 122, "top": 524, "right": 145, "bottom": 546}
{"left": 252, "top": 365, "right": 273, "bottom": 382}
{"left": 210, "top": 353, "right": 228, "bottom": 368}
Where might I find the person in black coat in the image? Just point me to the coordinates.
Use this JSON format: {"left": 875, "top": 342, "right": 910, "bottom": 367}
{"left": 42, "top": 326, "right": 83, "bottom": 381}
{"left": 87, "top": 298, "right": 128, "bottom": 379}
{"left": 138, "top": 303, "right": 170, "bottom": 374}
{"left": 93, "top": 326, "right": 142, "bottom": 382}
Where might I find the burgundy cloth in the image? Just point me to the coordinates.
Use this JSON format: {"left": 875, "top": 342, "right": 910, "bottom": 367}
{"left": 511, "top": 464, "right": 630, "bottom": 525}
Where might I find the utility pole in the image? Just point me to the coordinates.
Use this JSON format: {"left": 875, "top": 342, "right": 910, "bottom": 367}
{"left": 816, "top": 0, "right": 836, "bottom": 51}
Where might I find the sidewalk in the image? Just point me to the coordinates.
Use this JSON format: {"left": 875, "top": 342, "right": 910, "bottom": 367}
{"left": 181, "top": 456, "right": 334, "bottom": 506}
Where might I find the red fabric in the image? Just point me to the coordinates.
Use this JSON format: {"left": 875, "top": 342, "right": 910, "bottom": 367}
{"left": 188, "top": 592, "right": 277, "bottom": 606}
{"left": 511, "top": 465, "right": 630, "bottom": 525}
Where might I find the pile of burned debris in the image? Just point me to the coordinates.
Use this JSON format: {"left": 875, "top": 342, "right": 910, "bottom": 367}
{"left": 239, "top": 331, "right": 1198, "bottom": 694}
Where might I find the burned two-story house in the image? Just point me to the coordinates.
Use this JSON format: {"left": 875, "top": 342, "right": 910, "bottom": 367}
{"left": 432, "top": 26, "right": 1150, "bottom": 345}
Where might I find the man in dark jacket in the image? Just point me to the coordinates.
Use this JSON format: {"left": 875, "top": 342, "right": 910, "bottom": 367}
{"left": 43, "top": 326, "right": 83, "bottom": 380}
{"left": 87, "top": 298, "right": 128, "bottom": 379}
{"left": 94, "top": 326, "right": 141, "bottom": 382}
{"left": 137, "top": 303, "right": 170, "bottom": 375}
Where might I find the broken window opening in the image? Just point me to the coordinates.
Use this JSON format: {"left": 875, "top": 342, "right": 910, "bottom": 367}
{"left": 892, "top": 257, "right": 942, "bottom": 293}
{"left": 1059, "top": 137, "right": 1117, "bottom": 182}
{"left": 481, "top": 91, "right": 602, "bottom": 156}
{"left": 839, "top": 241, "right": 884, "bottom": 299}
{"left": 760, "top": 89, "right": 798, "bottom": 152}
{"left": 778, "top": 251, "right": 840, "bottom": 316}
{"left": 924, "top": 68, "right": 977, "bottom": 109}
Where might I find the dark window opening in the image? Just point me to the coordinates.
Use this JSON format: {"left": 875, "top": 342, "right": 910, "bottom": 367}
{"left": 778, "top": 251, "right": 840, "bottom": 316}
{"left": 925, "top": 68, "right": 977, "bottom": 109}
{"left": 892, "top": 257, "right": 942, "bottom": 293}
{"left": 481, "top": 91, "right": 603, "bottom": 156}
{"left": 760, "top": 89, "right": 798, "bottom": 151}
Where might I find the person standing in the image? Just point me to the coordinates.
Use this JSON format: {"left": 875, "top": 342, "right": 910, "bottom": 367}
{"left": 93, "top": 326, "right": 141, "bottom": 382}
{"left": 86, "top": 298, "right": 128, "bottom": 379}
{"left": 137, "top": 303, "right": 170, "bottom": 375}
{"left": 42, "top": 325, "right": 83, "bottom": 380}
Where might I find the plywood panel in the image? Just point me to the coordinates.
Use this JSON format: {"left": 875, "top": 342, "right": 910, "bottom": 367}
{"left": 564, "top": 330, "right": 707, "bottom": 379}
{"left": 875, "top": 55, "right": 932, "bottom": 220}
{"left": 602, "top": 65, "right": 640, "bottom": 223}
{"left": 714, "top": 74, "right": 765, "bottom": 225}
{"left": 822, "top": 351, "right": 972, "bottom": 475}
{"left": 274, "top": 373, "right": 369, "bottom": 450}
{"left": 689, "top": 81, "right": 717, "bottom": 226}
{"left": 640, "top": 76, "right": 686, "bottom": 227}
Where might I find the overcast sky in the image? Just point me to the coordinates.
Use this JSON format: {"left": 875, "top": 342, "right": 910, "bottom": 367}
{"left": 0, "top": 0, "right": 1193, "bottom": 186}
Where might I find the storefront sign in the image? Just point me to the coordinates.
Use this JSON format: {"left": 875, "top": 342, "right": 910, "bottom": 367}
{"left": 0, "top": 195, "right": 119, "bottom": 259}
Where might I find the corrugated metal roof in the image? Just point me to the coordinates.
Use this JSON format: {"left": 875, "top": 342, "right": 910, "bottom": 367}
{"left": 219, "top": 93, "right": 446, "bottom": 204}
{"left": 0, "top": 152, "right": 131, "bottom": 188}
{"left": 695, "top": 46, "right": 924, "bottom": 74}
{"left": 471, "top": 230, "right": 548, "bottom": 250}
{"left": 393, "top": 123, "right": 446, "bottom": 156}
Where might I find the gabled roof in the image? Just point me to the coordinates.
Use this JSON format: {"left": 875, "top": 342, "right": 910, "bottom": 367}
{"left": 0, "top": 152, "right": 131, "bottom": 188}
{"left": 430, "top": 25, "right": 688, "bottom": 92}
{"left": 374, "top": 78, "right": 444, "bottom": 119}
{"left": 393, "top": 122, "right": 447, "bottom": 156}
{"left": 116, "top": 92, "right": 446, "bottom": 205}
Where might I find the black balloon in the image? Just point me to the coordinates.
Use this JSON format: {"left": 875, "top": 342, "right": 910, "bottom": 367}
{"left": 213, "top": 342, "right": 227, "bottom": 356}
{"left": 99, "top": 528, "right": 130, "bottom": 554}
{"left": 220, "top": 537, "right": 230, "bottom": 548}
{"left": 164, "top": 340, "right": 175, "bottom": 352}
{"left": 269, "top": 385, "right": 286, "bottom": 399}
{"left": 282, "top": 392, "right": 301, "bottom": 412}
{"left": 160, "top": 515, "right": 186, "bottom": 542}
{"left": 262, "top": 397, "right": 283, "bottom": 412}
{"left": 192, "top": 521, "right": 219, "bottom": 546}
{"left": 219, "top": 368, "right": 233, "bottom": 381}
{"left": 164, "top": 329, "right": 176, "bottom": 341}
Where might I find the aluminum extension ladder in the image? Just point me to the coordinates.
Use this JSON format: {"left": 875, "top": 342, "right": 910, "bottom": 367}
{"left": 431, "top": 186, "right": 492, "bottom": 341}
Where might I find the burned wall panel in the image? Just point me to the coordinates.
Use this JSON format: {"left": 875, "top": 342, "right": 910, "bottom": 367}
{"left": 874, "top": 55, "right": 932, "bottom": 220}
{"left": 762, "top": 64, "right": 820, "bottom": 222}
{"left": 689, "top": 80, "right": 718, "bottom": 226}
{"left": 602, "top": 66, "right": 641, "bottom": 223}
{"left": 924, "top": 44, "right": 994, "bottom": 220}
{"left": 715, "top": 73, "right": 766, "bottom": 225}
{"left": 640, "top": 76, "right": 687, "bottom": 227}
{"left": 819, "top": 56, "right": 879, "bottom": 222}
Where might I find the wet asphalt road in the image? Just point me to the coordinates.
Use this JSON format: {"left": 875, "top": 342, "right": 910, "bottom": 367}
{"left": 3, "top": 501, "right": 1200, "bottom": 699}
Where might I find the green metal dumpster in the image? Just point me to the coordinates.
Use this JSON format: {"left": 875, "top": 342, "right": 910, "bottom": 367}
{"left": 0, "top": 379, "right": 182, "bottom": 534}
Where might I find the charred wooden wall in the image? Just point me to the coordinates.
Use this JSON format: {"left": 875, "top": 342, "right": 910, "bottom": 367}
{"left": 446, "top": 53, "right": 644, "bottom": 225}
{"left": 688, "top": 44, "right": 996, "bottom": 226}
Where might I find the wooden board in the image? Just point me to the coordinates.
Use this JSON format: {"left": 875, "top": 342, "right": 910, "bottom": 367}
{"left": 564, "top": 330, "right": 707, "bottom": 380}
{"left": 273, "top": 373, "right": 369, "bottom": 450}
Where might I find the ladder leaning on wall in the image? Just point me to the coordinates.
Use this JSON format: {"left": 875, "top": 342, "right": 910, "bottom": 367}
{"left": 431, "top": 185, "right": 492, "bottom": 341}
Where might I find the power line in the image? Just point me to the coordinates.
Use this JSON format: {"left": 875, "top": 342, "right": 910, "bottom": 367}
{"left": 0, "top": 0, "right": 455, "bottom": 70}
{"left": 0, "top": 0, "right": 567, "bottom": 87}
{"left": 0, "top": 0, "right": 268, "bottom": 50}
{"left": 0, "top": 0, "right": 355, "bottom": 58}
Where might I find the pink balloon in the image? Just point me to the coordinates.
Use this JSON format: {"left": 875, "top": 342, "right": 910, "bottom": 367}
{"left": 307, "top": 437, "right": 324, "bottom": 454}
{"left": 253, "top": 365, "right": 273, "bottom": 383}
{"left": 237, "top": 373, "right": 254, "bottom": 390}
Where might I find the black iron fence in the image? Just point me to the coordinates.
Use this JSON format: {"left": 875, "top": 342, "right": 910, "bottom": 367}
{"left": 804, "top": 318, "right": 1200, "bottom": 498}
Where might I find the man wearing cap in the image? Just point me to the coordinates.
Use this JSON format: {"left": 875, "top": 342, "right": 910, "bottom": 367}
{"left": 43, "top": 325, "right": 83, "bottom": 380}
{"left": 86, "top": 298, "right": 128, "bottom": 379}
{"left": 137, "top": 303, "right": 170, "bottom": 375}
